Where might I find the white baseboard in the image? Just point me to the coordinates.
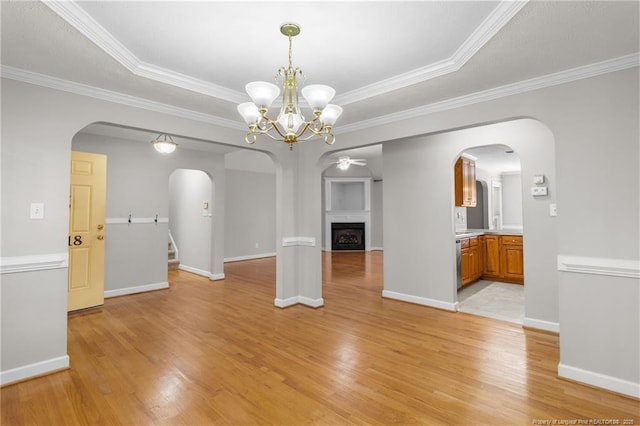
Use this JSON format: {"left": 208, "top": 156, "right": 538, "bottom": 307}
{"left": 1, "top": 355, "right": 69, "bottom": 386}
{"left": 209, "top": 273, "right": 225, "bottom": 281}
{"left": 299, "top": 297, "right": 324, "bottom": 308}
{"left": 104, "top": 281, "right": 169, "bottom": 298}
{"left": 370, "top": 247, "right": 384, "bottom": 251}
{"left": 523, "top": 317, "right": 560, "bottom": 333}
{"left": 274, "top": 296, "right": 299, "bottom": 308}
{"left": 224, "top": 253, "right": 276, "bottom": 263}
{"left": 273, "top": 296, "right": 324, "bottom": 308}
{"left": 178, "top": 264, "right": 210, "bottom": 277}
{"left": 382, "top": 290, "right": 457, "bottom": 311}
{"left": 558, "top": 363, "right": 640, "bottom": 398}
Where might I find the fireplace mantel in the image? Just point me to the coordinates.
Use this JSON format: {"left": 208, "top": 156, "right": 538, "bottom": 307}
{"left": 324, "top": 178, "right": 371, "bottom": 251}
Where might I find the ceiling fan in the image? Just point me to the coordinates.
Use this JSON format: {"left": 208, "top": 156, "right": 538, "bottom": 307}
{"left": 336, "top": 156, "right": 367, "bottom": 170}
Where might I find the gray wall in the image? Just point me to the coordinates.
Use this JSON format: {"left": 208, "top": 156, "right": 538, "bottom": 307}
{"left": 72, "top": 132, "right": 226, "bottom": 289}
{"left": 169, "top": 169, "right": 213, "bottom": 274}
{"left": 1, "top": 64, "right": 638, "bottom": 396}
{"left": 224, "top": 169, "right": 276, "bottom": 260}
{"left": 501, "top": 173, "right": 523, "bottom": 229}
{"left": 334, "top": 67, "right": 638, "bottom": 395}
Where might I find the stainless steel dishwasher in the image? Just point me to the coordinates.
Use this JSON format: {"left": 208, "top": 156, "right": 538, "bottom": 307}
{"left": 455, "top": 238, "right": 462, "bottom": 289}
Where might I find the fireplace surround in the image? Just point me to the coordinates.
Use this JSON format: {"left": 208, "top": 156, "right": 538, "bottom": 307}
{"left": 324, "top": 177, "right": 371, "bottom": 251}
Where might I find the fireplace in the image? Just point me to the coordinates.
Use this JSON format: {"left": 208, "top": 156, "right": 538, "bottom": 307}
{"left": 331, "top": 222, "right": 365, "bottom": 251}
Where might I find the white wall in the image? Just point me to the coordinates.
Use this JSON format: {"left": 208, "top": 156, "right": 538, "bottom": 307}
{"left": 169, "top": 169, "right": 213, "bottom": 275}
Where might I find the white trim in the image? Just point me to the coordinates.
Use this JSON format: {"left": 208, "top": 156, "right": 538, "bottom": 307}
{"left": 0, "top": 355, "right": 70, "bottom": 386}
{"left": 273, "top": 296, "right": 324, "bottom": 308}
{"left": 523, "top": 317, "right": 560, "bottom": 333}
{"left": 558, "top": 363, "right": 640, "bottom": 399}
{"left": 3, "top": 53, "right": 637, "bottom": 138}
{"left": 370, "top": 247, "right": 384, "bottom": 251}
{"left": 282, "top": 237, "right": 316, "bottom": 247}
{"left": 337, "top": 53, "right": 640, "bottom": 134}
{"left": 42, "top": 1, "right": 245, "bottom": 104}
{"left": 382, "top": 290, "right": 457, "bottom": 312}
{"left": 104, "top": 281, "right": 169, "bottom": 298}
{"left": 299, "top": 297, "right": 324, "bottom": 308}
{"left": 178, "top": 264, "right": 210, "bottom": 277}
{"left": 274, "top": 297, "right": 299, "bottom": 308}
{"left": 0, "top": 253, "right": 68, "bottom": 274}
{"left": 168, "top": 230, "right": 179, "bottom": 261}
{"left": 0, "top": 66, "right": 244, "bottom": 130}
{"left": 106, "top": 217, "right": 169, "bottom": 224}
{"left": 44, "top": 0, "right": 524, "bottom": 107}
{"left": 558, "top": 255, "right": 640, "bottom": 279}
{"left": 209, "top": 273, "right": 225, "bottom": 281}
{"left": 224, "top": 253, "right": 276, "bottom": 263}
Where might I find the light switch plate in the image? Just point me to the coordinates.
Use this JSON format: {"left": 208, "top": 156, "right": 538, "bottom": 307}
{"left": 533, "top": 174, "right": 545, "bottom": 184}
{"left": 30, "top": 202, "right": 44, "bottom": 219}
{"left": 549, "top": 203, "right": 557, "bottom": 217}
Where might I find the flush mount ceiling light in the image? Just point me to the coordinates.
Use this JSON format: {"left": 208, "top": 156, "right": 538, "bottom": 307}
{"left": 151, "top": 134, "right": 177, "bottom": 154}
{"left": 237, "top": 23, "right": 343, "bottom": 151}
{"left": 336, "top": 156, "right": 366, "bottom": 170}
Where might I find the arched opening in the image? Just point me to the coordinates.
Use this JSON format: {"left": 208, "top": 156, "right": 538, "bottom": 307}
{"left": 168, "top": 169, "right": 214, "bottom": 277}
{"left": 454, "top": 144, "right": 525, "bottom": 324}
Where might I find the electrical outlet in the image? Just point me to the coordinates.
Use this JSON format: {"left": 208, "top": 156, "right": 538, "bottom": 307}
{"left": 255, "top": 243, "right": 259, "bottom": 249}
{"left": 531, "top": 186, "right": 548, "bottom": 196}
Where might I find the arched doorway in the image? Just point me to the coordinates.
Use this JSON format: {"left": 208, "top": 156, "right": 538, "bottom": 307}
{"left": 168, "top": 169, "right": 214, "bottom": 277}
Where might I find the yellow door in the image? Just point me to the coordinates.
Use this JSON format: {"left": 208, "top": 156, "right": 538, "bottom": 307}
{"left": 68, "top": 151, "right": 107, "bottom": 311}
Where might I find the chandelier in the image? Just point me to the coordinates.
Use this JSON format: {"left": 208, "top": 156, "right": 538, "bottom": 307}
{"left": 237, "top": 23, "right": 343, "bottom": 150}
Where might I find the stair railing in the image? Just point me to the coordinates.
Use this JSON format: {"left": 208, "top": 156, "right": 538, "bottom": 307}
{"left": 168, "top": 230, "right": 179, "bottom": 261}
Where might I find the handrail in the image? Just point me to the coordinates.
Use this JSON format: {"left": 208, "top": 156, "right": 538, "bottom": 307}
{"left": 168, "top": 230, "right": 179, "bottom": 261}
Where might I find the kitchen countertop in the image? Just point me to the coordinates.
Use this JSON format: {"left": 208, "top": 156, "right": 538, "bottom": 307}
{"left": 455, "top": 229, "right": 523, "bottom": 239}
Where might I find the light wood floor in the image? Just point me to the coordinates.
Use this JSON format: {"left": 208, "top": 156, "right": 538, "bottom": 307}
{"left": 2, "top": 252, "right": 638, "bottom": 425}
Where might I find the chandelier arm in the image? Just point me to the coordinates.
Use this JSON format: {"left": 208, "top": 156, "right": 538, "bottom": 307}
{"left": 265, "top": 118, "right": 289, "bottom": 140}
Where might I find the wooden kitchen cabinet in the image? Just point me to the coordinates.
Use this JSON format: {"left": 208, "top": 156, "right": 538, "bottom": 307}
{"left": 501, "top": 235, "right": 524, "bottom": 283}
{"left": 482, "top": 235, "right": 501, "bottom": 279}
{"left": 454, "top": 156, "right": 476, "bottom": 207}
{"left": 460, "top": 237, "right": 483, "bottom": 287}
{"left": 481, "top": 234, "right": 524, "bottom": 284}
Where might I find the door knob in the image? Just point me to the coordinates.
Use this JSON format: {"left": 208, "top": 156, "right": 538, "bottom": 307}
{"left": 97, "top": 235, "right": 104, "bottom": 240}
{"left": 97, "top": 224, "right": 104, "bottom": 230}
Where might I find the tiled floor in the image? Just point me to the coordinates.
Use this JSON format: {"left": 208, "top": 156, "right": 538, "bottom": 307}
{"left": 457, "top": 280, "right": 524, "bottom": 324}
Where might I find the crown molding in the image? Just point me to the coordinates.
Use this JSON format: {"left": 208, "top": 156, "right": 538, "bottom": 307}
{"left": 0, "top": 65, "right": 245, "bottom": 131}
{"left": 43, "top": 1, "right": 246, "bottom": 104}
{"left": 333, "top": 0, "right": 528, "bottom": 106}
{"left": 44, "top": 0, "right": 527, "bottom": 107}
{"left": 337, "top": 53, "right": 640, "bottom": 134}
{"left": 3, "top": 53, "right": 637, "bottom": 138}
